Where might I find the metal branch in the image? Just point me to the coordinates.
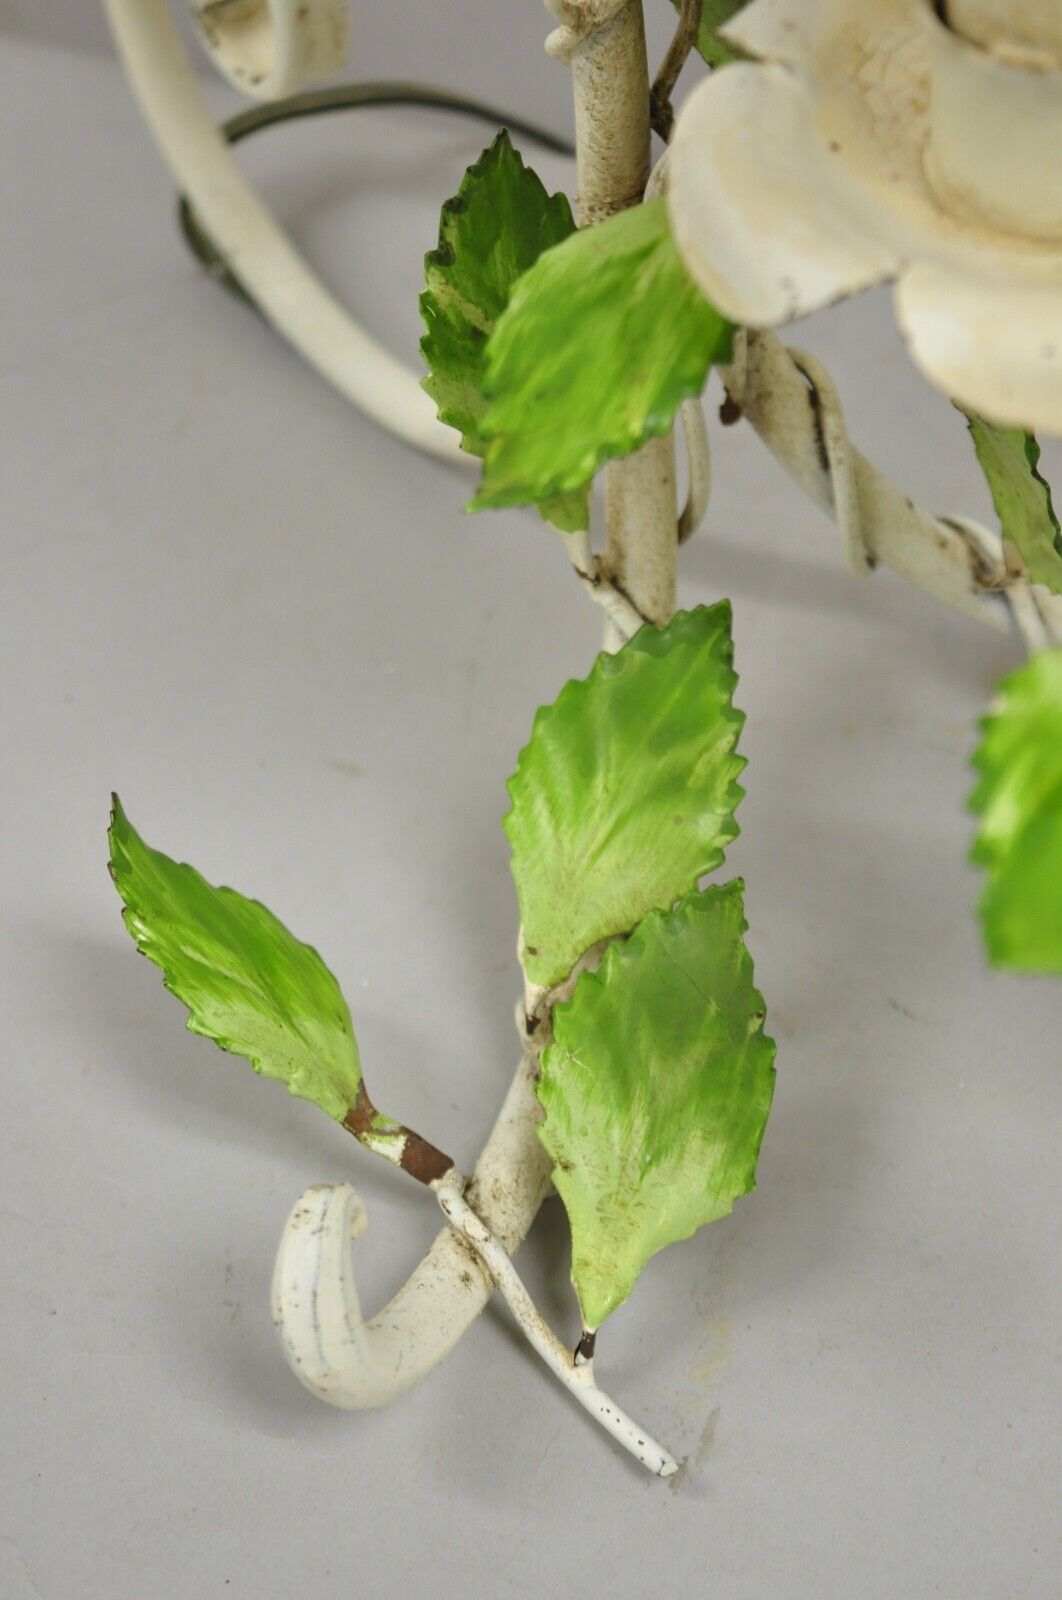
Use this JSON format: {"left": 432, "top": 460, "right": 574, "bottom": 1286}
{"left": 436, "top": 1173, "right": 678, "bottom": 1476}
{"left": 723, "top": 329, "right": 1062, "bottom": 650}
{"left": 650, "top": 0, "right": 704, "bottom": 142}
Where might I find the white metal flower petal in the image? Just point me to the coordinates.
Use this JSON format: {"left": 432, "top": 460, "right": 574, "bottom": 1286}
{"left": 668, "top": 61, "right": 900, "bottom": 326}
{"left": 669, "top": 0, "right": 1062, "bottom": 433}
{"left": 896, "top": 264, "right": 1062, "bottom": 432}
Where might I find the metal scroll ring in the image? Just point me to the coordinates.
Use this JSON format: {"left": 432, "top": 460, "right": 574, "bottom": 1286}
{"left": 190, "top": 0, "right": 350, "bottom": 100}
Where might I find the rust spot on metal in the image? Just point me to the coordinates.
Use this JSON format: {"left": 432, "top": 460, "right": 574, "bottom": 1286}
{"left": 400, "top": 1131, "right": 454, "bottom": 1186}
{"left": 344, "top": 1085, "right": 453, "bottom": 1186}
{"left": 342, "top": 1082, "right": 375, "bottom": 1140}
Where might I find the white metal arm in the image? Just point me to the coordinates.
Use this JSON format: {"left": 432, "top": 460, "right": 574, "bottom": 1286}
{"left": 103, "top": 0, "right": 461, "bottom": 461}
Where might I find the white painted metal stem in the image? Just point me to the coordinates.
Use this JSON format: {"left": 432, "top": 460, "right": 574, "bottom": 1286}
{"left": 561, "top": 0, "right": 680, "bottom": 638}
{"left": 272, "top": 1055, "right": 551, "bottom": 1408}
{"left": 103, "top": 0, "right": 461, "bottom": 462}
{"left": 726, "top": 329, "right": 1062, "bottom": 648}
{"left": 564, "top": 530, "right": 646, "bottom": 642}
{"left": 435, "top": 1173, "right": 679, "bottom": 1477}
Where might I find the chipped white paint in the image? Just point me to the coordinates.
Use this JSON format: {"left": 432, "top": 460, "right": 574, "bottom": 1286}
{"left": 190, "top": 0, "right": 349, "bottom": 100}
{"left": 544, "top": 0, "right": 633, "bottom": 65}
{"left": 564, "top": 529, "right": 647, "bottom": 642}
{"left": 272, "top": 1055, "right": 552, "bottom": 1408}
{"left": 273, "top": 1157, "right": 678, "bottom": 1474}
{"left": 669, "top": 0, "right": 1062, "bottom": 433}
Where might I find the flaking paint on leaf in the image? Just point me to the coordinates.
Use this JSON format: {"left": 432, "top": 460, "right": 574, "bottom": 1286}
{"left": 538, "top": 883, "right": 776, "bottom": 1328}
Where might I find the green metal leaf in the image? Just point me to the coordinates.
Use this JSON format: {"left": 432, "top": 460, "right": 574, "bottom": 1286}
{"left": 108, "top": 796, "right": 362, "bottom": 1120}
{"left": 667, "top": 0, "right": 746, "bottom": 68}
{"left": 506, "top": 604, "right": 745, "bottom": 990}
{"left": 970, "top": 650, "right": 1062, "bottom": 973}
{"left": 472, "top": 198, "right": 733, "bottom": 510}
{"left": 963, "top": 411, "right": 1062, "bottom": 595}
{"left": 419, "top": 130, "right": 588, "bottom": 533}
{"left": 538, "top": 882, "right": 776, "bottom": 1329}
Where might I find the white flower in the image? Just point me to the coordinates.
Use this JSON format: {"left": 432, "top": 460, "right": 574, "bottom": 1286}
{"left": 668, "top": 0, "right": 1062, "bottom": 433}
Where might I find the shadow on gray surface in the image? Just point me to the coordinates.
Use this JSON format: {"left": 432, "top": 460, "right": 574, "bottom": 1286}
{"left": 681, "top": 522, "right": 1020, "bottom": 697}
{"left": 3, "top": 3, "right": 114, "bottom": 56}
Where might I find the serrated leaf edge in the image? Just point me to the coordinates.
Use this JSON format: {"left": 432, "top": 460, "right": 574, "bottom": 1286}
{"left": 504, "top": 603, "right": 747, "bottom": 987}
{"left": 107, "top": 794, "right": 360, "bottom": 1119}
{"left": 471, "top": 201, "right": 733, "bottom": 506}
{"left": 537, "top": 881, "right": 777, "bottom": 1324}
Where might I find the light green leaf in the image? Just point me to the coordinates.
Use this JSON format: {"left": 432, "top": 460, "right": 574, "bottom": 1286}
{"left": 472, "top": 198, "right": 733, "bottom": 510}
{"left": 970, "top": 650, "right": 1062, "bottom": 973}
{"left": 539, "top": 882, "right": 776, "bottom": 1328}
{"left": 668, "top": 0, "right": 747, "bottom": 68}
{"left": 108, "top": 796, "right": 362, "bottom": 1120}
{"left": 419, "top": 130, "right": 588, "bottom": 533}
{"left": 506, "top": 604, "right": 745, "bottom": 989}
{"left": 963, "top": 411, "right": 1062, "bottom": 594}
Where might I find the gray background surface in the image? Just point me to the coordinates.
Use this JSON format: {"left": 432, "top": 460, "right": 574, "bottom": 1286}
{"left": 2, "top": 5, "right": 1058, "bottom": 1597}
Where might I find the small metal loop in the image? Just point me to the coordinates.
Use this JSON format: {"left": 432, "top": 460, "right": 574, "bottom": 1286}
{"left": 190, "top": 0, "right": 349, "bottom": 101}
{"left": 788, "top": 345, "right": 872, "bottom": 575}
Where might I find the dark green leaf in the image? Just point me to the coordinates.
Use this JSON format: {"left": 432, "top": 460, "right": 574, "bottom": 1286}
{"left": 420, "top": 130, "right": 588, "bottom": 532}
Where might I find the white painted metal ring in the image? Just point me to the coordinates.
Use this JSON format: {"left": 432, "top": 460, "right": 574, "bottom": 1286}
{"left": 190, "top": 0, "right": 349, "bottom": 101}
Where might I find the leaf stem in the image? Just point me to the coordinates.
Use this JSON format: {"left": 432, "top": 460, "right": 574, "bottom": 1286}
{"left": 434, "top": 1171, "right": 679, "bottom": 1478}
{"left": 343, "top": 1085, "right": 454, "bottom": 1185}
{"left": 563, "top": 530, "right": 648, "bottom": 643}
{"left": 650, "top": 0, "right": 704, "bottom": 142}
